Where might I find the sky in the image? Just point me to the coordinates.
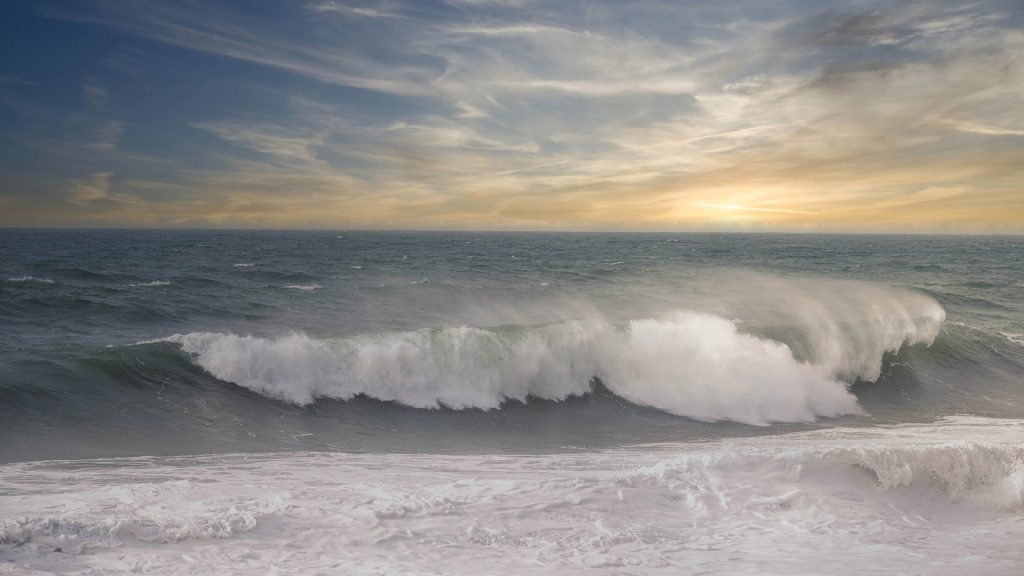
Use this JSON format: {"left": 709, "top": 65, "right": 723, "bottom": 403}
{"left": 0, "top": 0, "right": 1022, "bottom": 232}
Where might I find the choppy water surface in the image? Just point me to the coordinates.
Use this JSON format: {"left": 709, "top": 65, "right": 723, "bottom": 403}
{"left": 2, "top": 230, "right": 1021, "bottom": 459}
{"left": 1, "top": 230, "right": 1022, "bottom": 574}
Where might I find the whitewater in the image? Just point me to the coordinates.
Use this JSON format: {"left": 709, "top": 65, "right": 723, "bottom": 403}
{"left": 1, "top": 230, "right": 1022, "bottom": 574}
{"left": 3, "top": 419, "right": 1023, "bottom": 574}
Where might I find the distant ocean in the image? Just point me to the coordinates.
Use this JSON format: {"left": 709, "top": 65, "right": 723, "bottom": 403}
{"left": 2, "top": 230, "right": 1023, "bottom": 574}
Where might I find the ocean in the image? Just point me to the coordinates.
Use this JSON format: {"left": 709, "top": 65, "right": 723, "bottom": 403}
{"left": 1, "top": 230, "right": 1022, "bottom": 574}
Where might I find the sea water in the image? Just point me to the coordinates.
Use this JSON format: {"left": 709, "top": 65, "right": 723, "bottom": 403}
{"left": 1, "top": 230, "right": 1022, "bottom": 574}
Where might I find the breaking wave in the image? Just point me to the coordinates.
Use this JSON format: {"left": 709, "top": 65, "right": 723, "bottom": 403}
{"left": 164, "top": 289, "right": 944, "bottom": 425}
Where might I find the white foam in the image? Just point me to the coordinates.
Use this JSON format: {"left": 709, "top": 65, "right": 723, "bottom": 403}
{"left": 600, "top": 313, "right": 861, "bottom": 423}
{"left": 232, "top": 263, "right": 255, "bottom": 268}
{"left": 284, "top": 283, "right": 321, "bottom": 291}
{"left": 2, "top": 418, "right": 1022, "bottom": 575}
{"left": 0, "top": 478, "right": 286, "bottom": 555}
{"left": 129, "top": 280, "right": 170, "bottom": 287}
{"left": 6, "top": 275, "right": 54, "bottom": 284}
{"left": 1001, "top": 332, "right": 1024, "bottom": 347}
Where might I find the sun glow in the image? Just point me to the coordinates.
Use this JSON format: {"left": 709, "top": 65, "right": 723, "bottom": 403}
{"left": 689, "top": 202, "right": 818, "bottom": 215}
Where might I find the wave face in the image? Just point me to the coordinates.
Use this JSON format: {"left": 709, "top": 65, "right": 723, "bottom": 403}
{"left": 3, "top": 418, "right": 1022, "bottom": 574}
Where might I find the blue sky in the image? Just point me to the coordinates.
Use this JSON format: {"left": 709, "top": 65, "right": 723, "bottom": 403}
{"left": 1, "top": 0, "right": 1022, "bottom": 231}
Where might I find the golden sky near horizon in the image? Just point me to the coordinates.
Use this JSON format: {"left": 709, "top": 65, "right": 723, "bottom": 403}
{"left": 1, "top": 1, "right": 1022, "bottom": 232}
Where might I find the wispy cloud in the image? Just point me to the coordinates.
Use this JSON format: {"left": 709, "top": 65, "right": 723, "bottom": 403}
{"left": 83, "top": 81, "right": 109, "bottom": 107}
{"left": 948, "top": 121, "right": 1024, "bottom": 137}
{"left": 67, "top": 171, "right": 114, "bottom": 204}
{"left": 307, "top": 1, "right": 409, "bottom": 19}
{"left": 4, "top": 0, "right": 1021, "bottom": 231}
{"left": 85, "top": 120, "right": 122, "bottom": 151}
{"left": 46, "top": 0, "right": 438, "bottom": 95}
{"left": 191, "top": 120, "right": 330, "bottom": 167}
{"left": 441, "top": 159, "right": 571, "bottom": 184}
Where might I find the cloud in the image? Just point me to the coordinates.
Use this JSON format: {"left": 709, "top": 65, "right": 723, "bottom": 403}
{"left": 67, "top": 171, "right": 114, "bottom": 204}
{"left": 4, "top": 0, "right": 1017, "bottom": 231}
{"left": 307, "top": 1, "right": 409, "bottom": 19}
{"left": 83, "top": 82, "right": 109, "bottom": 107}
{"left": 47, "top": 0, "right": 438, "bottom": 95}
{"left": 191, "top": 120, "right": 329, "bottom": 167}
{"left": 86, "top": 120, "right": 123, "bottom": 151}
{"left": 948, "top": 121, "right": 1024, "bottom": 137}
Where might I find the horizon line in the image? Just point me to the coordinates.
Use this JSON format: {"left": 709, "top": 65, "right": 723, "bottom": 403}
{"left": 0, "top": 225, "right": 1020, "bottom": 237}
